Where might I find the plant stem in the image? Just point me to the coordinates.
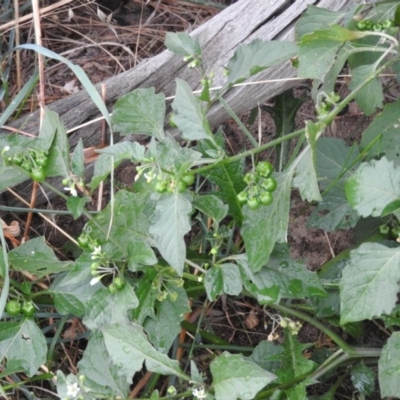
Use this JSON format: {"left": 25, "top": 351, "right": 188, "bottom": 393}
{"left": 269, "top": 303, "right": 352, "bottom": 352}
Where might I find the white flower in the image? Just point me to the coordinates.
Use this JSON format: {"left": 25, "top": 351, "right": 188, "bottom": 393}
{"left": 192, "top": 387, "right": 207, "bottom": 399}
{"left": 90, "top": 275, "right": 103, "bottom": 286}
{"left": 64, "top": 185, "right": 77, "bottom": 197}
{"left": 66, "top": 382, "right": 80, "bottom": 398}
{"left": 91, "top": 246, "right": 102, "bottom": 259}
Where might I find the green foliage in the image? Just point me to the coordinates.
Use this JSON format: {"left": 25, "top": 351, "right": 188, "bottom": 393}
{"left": 1, "top": 2, "right": 400, "bottom": 399}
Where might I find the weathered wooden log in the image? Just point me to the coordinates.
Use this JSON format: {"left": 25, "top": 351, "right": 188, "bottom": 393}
{"left": 1, "top": 0, "right": 359, "bottom": 205}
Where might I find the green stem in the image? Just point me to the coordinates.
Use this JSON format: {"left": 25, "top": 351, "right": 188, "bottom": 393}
{"left": 269, "top": 303, "right": 352, "bottom": 352}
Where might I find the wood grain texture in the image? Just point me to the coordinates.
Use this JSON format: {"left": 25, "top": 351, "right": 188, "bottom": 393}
{"left": 1, "top": 0, "right": 360, "bottom": 205}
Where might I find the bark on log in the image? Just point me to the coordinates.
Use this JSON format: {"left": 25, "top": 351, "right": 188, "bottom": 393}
{"left": 1, "top": 0, "right": 359, "bottom": 205}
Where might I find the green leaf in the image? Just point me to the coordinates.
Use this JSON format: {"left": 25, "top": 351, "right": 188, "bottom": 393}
{"left": 295, "top": 5, "right": 353, "bottom": 39}
{"left": 45, "top": 109, "right": 70, "bottom": 178}
{"left": 241, "top": 170, "right": 293, "bottom": 271}
{"left": 276, "top": 333, "right": 316, "bottom": 399}
{"left": 127, "top": 241, "right": 157, "bottom": 271}
{"left": 351, "top": 363, "right": 375, "bottom": 396}
{"left": 83, "top": 285, "right": 138, "bottom": 330}
{"left": 340, "top": 243, "right": 400, "bottom": 324}
{"left": 101, "top": 322, "right": 188, "bottom": 381}
{"left": 71, "top": 138, "right": 85, "bottom": 178}
{"left": 37, "top": 108, "right": 57, "bottom": 152}
{"left": 298, "top": 25, "right": 362, "bottom": 81}
{"left": 0, "top": 319, "right": 47, "bottom": 376}
{"left": 315, "top": 137, "right": 360, "bottom": 190}
{"left": 149, "top": 192, "right": 192, "bottom": 276}
{"left": 360, "top": 99, "right": 400, "bottom": 165}
{"left": 308, "top": 185, "right": 360, "bottom": 231}
{"left": 349, "top": 64, "right": 383, "bottom": 116}
{"left": 8, "top": 237, "right": 73, "bottom": 278}
{"left": 89, "top": 142, "right": 146, "bottom": 190}
{"left": 210, "top": 352, "right": 276, "bottom": 400}
{"left": 133, "top": 268, "right": 159, "bottom": 325}
{"left": 144, "top": 283, "right": 190, "bottom": 353}
{"left": 78, "top": 334, "right": 128, "bottom": 398}
{"left": 0, "top": 167, "right": 26, "bottom": 191}
{"left": 171, "top": 79, "right": 212, "bottom": 141}
{"left": 379, "top": 331, "right": 400, "bottom": 398}
{"left": 193, "top": 194, "right": 228, "bottom": 223}
{"left": 226, "top": 40, "right": 297, "bottom": 85}
{"left": 240, "top": 245, "right": 325, "bottom": 301}
{"left": 294, "top": 148, "right": 321, "bottom": 202}
{"left": 249, "top": 340, "right": 283, "bottom": 373}
{"left": 66, "top": 196, "right": 89, "bottom": 219}
{"left": 204, "top": 263, "right": 242, "bottom": 301}
{"left": 345, "top": 157, "right": 400, "bottom": 217}
{"left": 112, "top": 88, "right": 166, "bottom": 140}
{"left": 206, "top": 160, "right": 245, "bottom": 224}
{"left": 51, "top": 257, "right": 101, "bottom": 316}
{"left": 164, "top": 32, "right": 201, "bottom": 57}
{"left": 88, "top": 190, "right": 155, "bottom": 260}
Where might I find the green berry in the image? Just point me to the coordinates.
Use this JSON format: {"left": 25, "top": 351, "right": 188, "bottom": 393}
{"left": 114, "top": 277, "right": 125, "bottom": 290}
{"left": 247, "top": 197, "right": 261, "bottom": 210}
{"left": 262, "top": 177, "right": 277, "bottom": 193}
{"left": 6, "top": 300, "right": 21, "bottom": 316}
{"left": 256, "top": 161, "right": 273, "bottom": 178}
{"left": 21, "top": 301, "right": 35, "bottom": 318}
{"left": 108, "top": 283, "right": 117, "bottom": 293}
{"left": 176, "top": 181, "right": 187, "bottom": 193}
{"left": 210, "top": 247, "right": 218, "bottom": 255}
{"left": 260, "top": 192, "right": 273, "bottom": 206}
{"left": 31, "top": 168, "right": 45, "bottom": 182}
{"left": 155, "top": 181, "right": 167, "bottom": 193}
{"left": 244, "top": 172, "right": 256, "bottom": 184}
{"left": 77, "top": 234, "right": 90, "bottom": 249}
{"left": 181, "top": 173, "right": 195, "bottom": 186}
{"left": 237, "top": 191, "right": 248, "bottom": 204}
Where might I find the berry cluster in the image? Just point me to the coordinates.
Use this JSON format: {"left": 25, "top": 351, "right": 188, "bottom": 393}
{"left": 6, "top": 149, "right": 48, "bottom": 182}
{"left": 356, "top": 19, "right": 394, "bottom": 32}
{"left": 237, "top": 161, "right": 277, "bottom": 210}
{"left": 5, "top": 299, "right": 36, "bottom": 318}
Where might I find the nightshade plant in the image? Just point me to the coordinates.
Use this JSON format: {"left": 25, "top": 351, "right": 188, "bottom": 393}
{"left": 1, "top": 1, "right": 400, "bottom": 399}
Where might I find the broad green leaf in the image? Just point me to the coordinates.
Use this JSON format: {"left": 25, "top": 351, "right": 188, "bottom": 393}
{"left": 241, "top": 170, "right": 293, "bottom": 271}
{"left": 360, "top": 99, "right": 400, "bottom": 165}
{"left": 193, "top": 194, "right": 228, "bottom": 223}
{"left": 0, "top": 319, "right": 47, "bottom": 376}
{"left": 66, "top": 195, "right": 89, "bottom": 219}
{"left": 295, "top": 5, "right": 352, "bottom": 39}
{"left": 96, "top": 141, "right": 146, "bottom": 160}
{"left": 340, "top": 243, "right": 400, "bottom": 324}
{"left": 37, "top": 107, "right": 58, "bottom": 152}
{"left": 102, "top": 322, "right": 188, "bottom": 381}
{"left": 276, "top": 333, "right": 316, "bottom": 399}
{"left": 345, "top": 157, "right": 400, "bottom": 217}
{"left": 249, "top": 340, "right": 283, "bottom": 373}
{"left": 204, "top": 263, "right": 242, "bottom": 301}
{"left": 0, "top": 167, "right": 26, "bottom": 191}
{"left": 150, "top": 192, "right": 192, "bottom": 275}
{"left": 78, "top": 334, "right": 128, "bottom": 398}
{"left": 71, "top": 138, "right": 85, "bottom": 178}
{"left": 133, "top": 268, "right": 159, "bottom": 325}
{"left": 171, "top": 79, "right": 212, "bottom": 141}
{"left": 235, "top": 254, "right": 280, "bottom": 304}
{"left": 210, "top": 352, "right": 276, "bottom": 400}
{"left": 239, "top": 245, "right": 325, "bottom": 301}
{"left": 87, "top": 190, "right": 155, "bottom": 260}
{"left": 89, "top": 142, "right": 146, "bottom": 190}
{"left": 308, "top": 185, "right": 360, "bottom": 232}
{"left": 112, "top": 88, "right": 165, "bottom": 140}
{"left": 315, "top": 137, "right": 360, "bottom": 190}
{"left": 206, "top": 160, "right": 245, "bottom": 223}
{"left": 127, "top": 241, "right": 157, "bottom": 271}
{"left": 144, "top": 283, "right": 190, "bottom": 353}
{"left": 9, "top": 237, "right": 73, "bottom": 278}
{"left": 349, "top": 64, "right": 383, "bottom": 116}
{"left": 165, "top": 32, "right": 201, "bottom": 57}
{"left": 294, "top": 121, "right": 321, "bottom": 201}
{"left": 46, "top": 109, "right": 70, "bottom": 178}
{"left": 226, "top": 40, "right": 297, "bottom": 85}
{"left": 298, "top": 25, "right": 362, "bottom": 80}
{"left": 367, "top": 1, "right": 400, "bottom": 22}
{"left": 83, "top": 285, "right": 138, "bottom": 330}
{"left": 51, "top": 255, "right": 101, "bottom": 316}
{"left": 351, "top": 363, "right": 375, "bottom": 396}
{"left": 379, "top": 331, "right": 400, "bottom": 398}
